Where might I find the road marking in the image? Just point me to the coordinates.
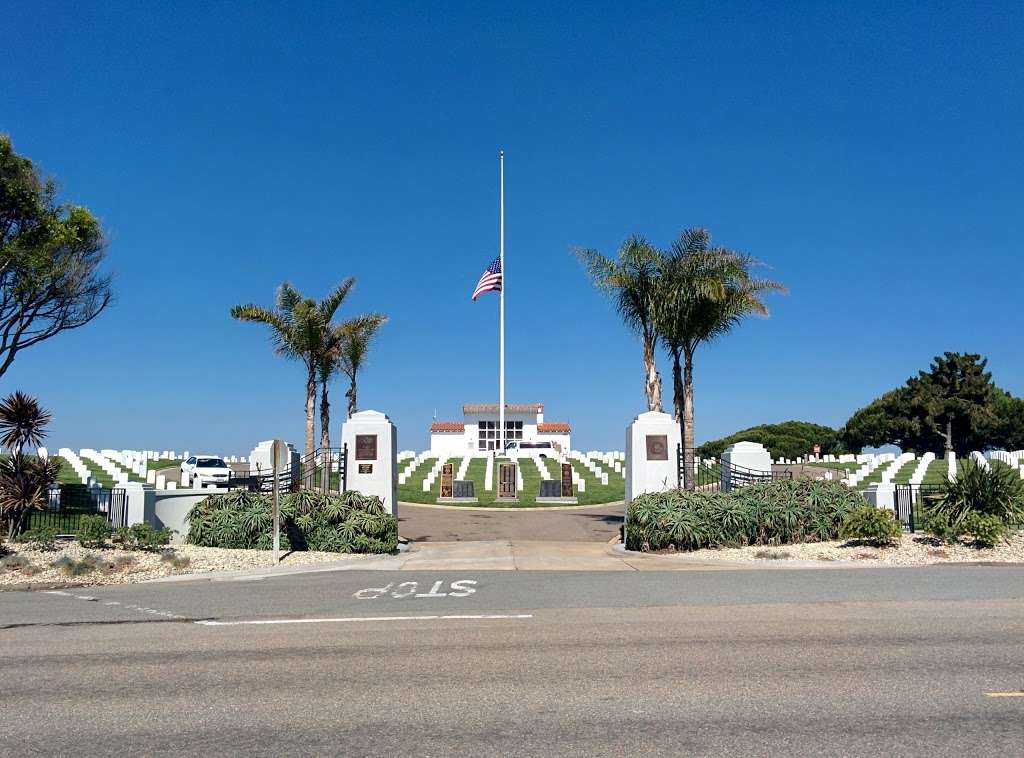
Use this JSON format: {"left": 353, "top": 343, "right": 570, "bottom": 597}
{"left": 195, "top": 613, "right": 533, "bottom": 627}
{"left": 985, "top": 692, "right": 1024, "bottom": 698}
{"left": 41, "top": 590, "right": 185, "bottom": 619}
{"left": 354, "top": 579, "right": 478, "bottom": 600}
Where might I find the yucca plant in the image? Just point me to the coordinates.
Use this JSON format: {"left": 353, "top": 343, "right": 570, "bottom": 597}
{"left": 929, "top": 459, "right": 1024, "bottom": 528}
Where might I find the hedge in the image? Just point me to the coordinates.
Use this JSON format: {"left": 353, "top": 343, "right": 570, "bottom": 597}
{"left": 186, "top": 489, "right": 398, "bottom": 554}
{"left": 625, "top": 479, "right": 864, "bottom": 552}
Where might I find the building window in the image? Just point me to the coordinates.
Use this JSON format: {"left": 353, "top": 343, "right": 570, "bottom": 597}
{"left": 505, "top": 421, "right": 523, "bottom": 440}
{"left": 478, "top": 420, "right": 524, "bottom": 450}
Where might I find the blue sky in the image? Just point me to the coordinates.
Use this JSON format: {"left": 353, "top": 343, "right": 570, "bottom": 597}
{"left": 3, "top": 1, "right": 1022, "bottom": 454}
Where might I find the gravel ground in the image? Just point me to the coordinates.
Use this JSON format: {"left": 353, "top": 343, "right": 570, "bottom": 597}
{"left": 0, "top": 541, "right": 367, "bottom": 587}
{"left": 656, "top": 530, "right": 1024, "bottom": 565}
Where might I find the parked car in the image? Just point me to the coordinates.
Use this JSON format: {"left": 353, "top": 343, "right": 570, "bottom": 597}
{"left": 181, "top": 456, "right": 231, "bottom": 488}
{"left": 503, "top": 441, "right": 557, "bottom": 458}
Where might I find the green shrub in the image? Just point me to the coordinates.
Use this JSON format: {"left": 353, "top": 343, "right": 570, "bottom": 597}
{"left": 113, "top": 523, "right": 174, "bottom": 551}
{"left": 625, "top": 479, "right": 864, "bottom": 552}
{"left": 931, "top": 460, "right": 1024, "bottom": 528}
{"left": 75, "top": 515, "right": 112, "bottom": 548}
{"left": 14, "top": 525, "right": 60, "bottom": 550}
{"left": 840, "top": 506, "right": 902, "bottom": 547}
{"left": 922, "top": 511, "right": 964, "bottom": 544}
{"left": 185, "top": 488, "right": 397, "bottom": 554}
{"left": 961, "top": 512, "right": 1009, "bottom": 548}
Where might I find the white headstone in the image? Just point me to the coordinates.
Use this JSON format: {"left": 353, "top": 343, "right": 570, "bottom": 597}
{"left": 341, "top": 409, "right": 398, "bottom": 514}
{"left": 624, "top": 411, "right": 681, "bottom": 504}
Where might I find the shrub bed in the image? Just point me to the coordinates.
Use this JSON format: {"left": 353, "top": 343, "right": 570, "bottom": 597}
{"left": 922, "top": 460, "right": 1023, "bottom": 546}
{"left": 186, "top": 489, "right": 398, "bottom": 554}
{"left": 625, "top": 479, "right": 864, "bottom": 552}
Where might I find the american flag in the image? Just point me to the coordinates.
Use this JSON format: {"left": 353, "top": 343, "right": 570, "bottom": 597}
{"left": 471, "top": 256, "right": 502, "bottom": 300}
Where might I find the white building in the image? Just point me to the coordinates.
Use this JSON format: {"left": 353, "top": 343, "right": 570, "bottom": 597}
{"left": 429, "top": 403, "right": 571, "bottom": 455}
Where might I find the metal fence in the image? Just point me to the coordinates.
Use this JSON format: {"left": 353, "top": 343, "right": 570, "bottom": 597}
{"left": 893, "top": 483, "right": 943, "bottom": 532}
{"left": 24, "top": 486, "right": 128, "bottom": 535}
{"left": 226, "top": 445, "right": 348, "bottom": 495}
{"left": 677, "top": 446, "right": 792, "bottom": 492}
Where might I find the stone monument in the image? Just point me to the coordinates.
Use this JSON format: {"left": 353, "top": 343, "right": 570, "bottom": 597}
{"left": 624, "top": 411, "right": 682, "bottom": 504}
{"left": 721, "top": 441, "right": 773, "bottom": 491}
{"left": 341, "top": 410, "right": 398, "bottom": 514}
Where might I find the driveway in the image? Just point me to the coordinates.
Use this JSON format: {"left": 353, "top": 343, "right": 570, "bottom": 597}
{"left": 398, "top": 501, "right": 623, "bottom": 542}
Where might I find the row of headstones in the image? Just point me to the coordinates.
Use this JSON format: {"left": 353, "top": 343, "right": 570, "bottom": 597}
{"left": 415, "top": 454, "right": 589, "bottom": 494}
{"left": 775, "top": 453, "right": 875, "bottom": 465}
{"left": 436, "top": 459, "right": 576, "bottom": 501}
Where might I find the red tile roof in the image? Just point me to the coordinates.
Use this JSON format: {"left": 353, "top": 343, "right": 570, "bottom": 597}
{"left": 538, "top": 422, "right": 571, "bottom": 434}
{"left": 430, "top": 421, "right": 465, "bottom": 433}
{"left": 463, "top": 403, "right": 544, "bottom": 413}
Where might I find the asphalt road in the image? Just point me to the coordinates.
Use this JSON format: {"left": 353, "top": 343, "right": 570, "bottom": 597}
{"left": 3, "top": 566, "right": 1023, "bottom": 756}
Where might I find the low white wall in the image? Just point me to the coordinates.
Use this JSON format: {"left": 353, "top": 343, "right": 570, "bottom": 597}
{"left": 144, "top": 488, "right": 217, "bottom": 545}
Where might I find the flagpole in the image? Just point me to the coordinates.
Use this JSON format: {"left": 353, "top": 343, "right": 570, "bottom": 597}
{"left": 498, "top": 150, "right": 505, "bottom": 457}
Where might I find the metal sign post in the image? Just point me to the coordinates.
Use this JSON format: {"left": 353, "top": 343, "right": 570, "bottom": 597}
{"left": 271, "top": 439, "right": 281, "bottom": 563}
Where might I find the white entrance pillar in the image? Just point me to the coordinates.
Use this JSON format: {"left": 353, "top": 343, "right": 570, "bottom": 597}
{"left": 625, "top": 411, "right": 681, "bottom": 504}
{"left": 341, "top": 410, "right": 398, "bottom": 515}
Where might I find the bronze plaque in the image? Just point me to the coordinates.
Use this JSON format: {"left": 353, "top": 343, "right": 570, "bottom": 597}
{"left": 560, "top": 463, "right": 573, "bottom": 498}
{"left": 646, "top": 434, "right": 668, "bottom": 461}
{"left": 355, "top": 434, "right": 377, "bottom": 461}
{"left": 440, "top": 463, "right": 454, "bottom": 498}
{"left": 358, "top": 463, "right": 373, "bottom": 474}
{"left": 498, "top": 462, "right": 517, "bottom": 498}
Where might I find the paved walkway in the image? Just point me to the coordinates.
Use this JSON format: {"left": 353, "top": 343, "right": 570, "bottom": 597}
{"left": 397, "top": 501, "right": 623, "bottom": 543}
{"left": 146, "top": 540, "right": 728, "bottom": 581}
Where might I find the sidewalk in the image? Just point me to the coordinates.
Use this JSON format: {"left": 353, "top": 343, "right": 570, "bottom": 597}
{"left": 148, "top": 540, "right": 733, "bottom": 582}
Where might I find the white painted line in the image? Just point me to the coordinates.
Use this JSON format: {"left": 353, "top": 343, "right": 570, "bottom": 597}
{"left": 985, "top": 692, "right": 1024, "bottom": 698}
{"left": 195, "top": 613, "right": 534, "bottom": 627}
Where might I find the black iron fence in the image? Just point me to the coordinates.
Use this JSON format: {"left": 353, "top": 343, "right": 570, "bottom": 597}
{"left": 893, "top": 483, "right": 943, "bottom": 532}
{"left": 24, "top": 485, "right": 128, "bottom": 535}
{"left": 226, "top": 445, "right": 348, "bottom": 495}
{"left": 677, "top": 446, "right": 792, "bottom": 493}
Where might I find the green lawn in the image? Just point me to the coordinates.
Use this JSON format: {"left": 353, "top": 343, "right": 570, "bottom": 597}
{"left": 78, "top": 457, "right": 118, "bottom": 488}
{"left": 398, "top": 455, "right": 625, "bottom": 507}
{"left": 52, "top": 456, "right": 85, "bottom": 485}
{"left": 807, "top": 461, "right": 862, "bottom": 473}
{"left": 147, "top": 458, "right": 183, "bottom": 471}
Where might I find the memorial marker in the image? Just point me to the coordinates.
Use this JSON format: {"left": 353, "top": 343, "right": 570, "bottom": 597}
{"left": 560, "top": 462, "right": 574, "bottom": 497}
{"left": 498, "top": 462, "right": 517, "bottom": 500}
{"left": 440, "top": 463, "right": 454, "bottom": 498}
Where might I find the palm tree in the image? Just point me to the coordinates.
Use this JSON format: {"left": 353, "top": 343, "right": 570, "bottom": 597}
{"left": 0, "top": 391, "right": 53, "bottom": 454}
{"left": 0, "top": 392, "right": 59, "bottom": 538}
{"left": 577, "top": 237, "right": 664, "bottom": 412}
{"left": 655, "top": 229, "right": 786, "bottom": 490}
{"left": 331, "top": 314, "right": 388, "bottom": 420}
{"left": 231, "top": 279, "right": 355, "bottom": 455}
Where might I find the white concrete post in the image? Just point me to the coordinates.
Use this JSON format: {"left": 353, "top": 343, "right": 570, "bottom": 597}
{"left": 624, "top": 411, "right": 681, "bottom": 504}
{"left": 341, "top": 410, "right": 398, "bottom": 514}
{"left": 122, "top": 481, "right": 146, "bottom": 525}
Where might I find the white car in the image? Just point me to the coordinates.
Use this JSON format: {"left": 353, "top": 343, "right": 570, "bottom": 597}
{"left": 503, "top": 441, "right": 557, "bottom": 458}
{"left": 181, "top": 456, "right": 231, "bottom": 488}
